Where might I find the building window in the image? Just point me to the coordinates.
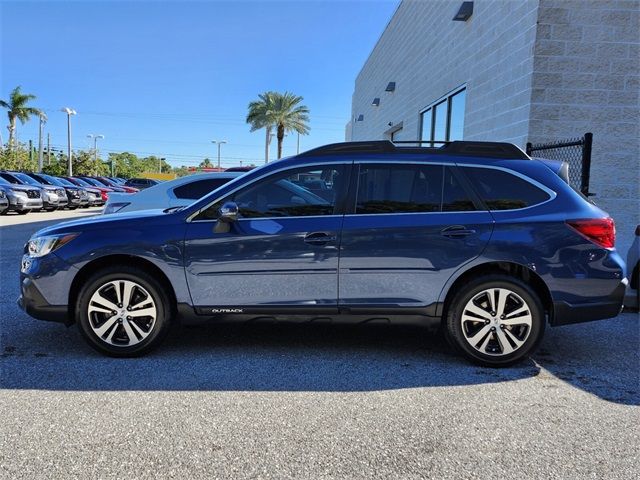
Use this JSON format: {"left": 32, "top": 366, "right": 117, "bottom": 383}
{"left": 420, "top": 87, "right": 466, "bottom": 146}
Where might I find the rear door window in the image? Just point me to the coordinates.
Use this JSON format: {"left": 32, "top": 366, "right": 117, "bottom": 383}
{"left": 442, "top": 167, "right": 476, "bottom": 211}
{"left": 355, "top": 164, "right": 443, "bottom": 214}
{"left": 463, "top": 167, "right": 551, "bottom": 210}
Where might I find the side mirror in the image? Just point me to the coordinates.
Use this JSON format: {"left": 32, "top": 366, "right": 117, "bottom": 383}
{"left": 214, "top": 201, "right": 238, "bottom": 233}
{"left": 218, "top": 201, "right": 239, "bottom": 223}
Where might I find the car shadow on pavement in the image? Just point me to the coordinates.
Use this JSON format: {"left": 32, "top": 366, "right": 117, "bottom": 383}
{"left": 1, "top": 322, "right": 543, "bottom": 392}
{"left": 532, "top": 314, "right": 639, "bottom": 406}
{"left": 1, "top": 316, "right": 638, "bottom": 405}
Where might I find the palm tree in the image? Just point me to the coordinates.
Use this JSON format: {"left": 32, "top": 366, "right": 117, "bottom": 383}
{"left": 246, "top": 91, "right": 310, "bottom": 161}
{"left": 246, "top": 91, "right": 277, "bottom": 163}
{"left": 0, "top": 86, "right": 43, "bottom": 150}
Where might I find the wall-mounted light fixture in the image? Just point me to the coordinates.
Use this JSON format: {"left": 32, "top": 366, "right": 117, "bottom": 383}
{"left": 372, "top": 97, "right": 380, "bottom": 106}
{"left": 453, "top": 1, "right": 473, "bottom": 21}
{"left": 385, "top": 82, "right": 396, "bottom": 92}
{"left": 356, "top": 114, "right": 364, "bottom": 122}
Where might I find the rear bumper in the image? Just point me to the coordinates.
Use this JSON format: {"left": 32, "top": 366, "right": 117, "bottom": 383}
{"left": 18, "top": 276, "right": 69, "bottom": 324}
{"left": 552, "top": 280, "right": 627, "bottom": 326}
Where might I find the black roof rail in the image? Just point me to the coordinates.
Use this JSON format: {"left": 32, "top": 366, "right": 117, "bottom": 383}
{"left": 299, "top": 140, "right": 530, "bottom": 160}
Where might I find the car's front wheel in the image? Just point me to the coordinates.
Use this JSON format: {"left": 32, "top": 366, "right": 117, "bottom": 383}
{"left": 75, "top": 266, "right": 173, "bottom": 357}
{"left": 446, "top": 275, "right": 545, "bottom": 367}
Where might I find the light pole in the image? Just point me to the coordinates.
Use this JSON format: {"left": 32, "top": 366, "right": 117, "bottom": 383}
{"left": 211, "top": 140, "right": 227, "bottom": 170}
{"left": 87, "top": 134, "right": 104, "bottom": 162}
{"left": 37, "top": 112, "right": 47, "bottom": 172}
{"left": 61, "top": 107, "right": 77, "bottom": 175}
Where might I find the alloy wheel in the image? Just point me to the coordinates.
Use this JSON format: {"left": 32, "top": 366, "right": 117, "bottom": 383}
{"left": 460, "top": 288, "right": 533, "bottom": 356}
{"left": 87, "top": 280, "right": 157, "bottom": 347}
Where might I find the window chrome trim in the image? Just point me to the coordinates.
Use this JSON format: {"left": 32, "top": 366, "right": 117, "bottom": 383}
{"left": 350, "top": 161, "right": 556, "bottom": 215}
{"left": 455, "top": 163, "right": 557, "bottom": 211}
{"left": 187, "top": 160, "right": 352, "bottom": 223}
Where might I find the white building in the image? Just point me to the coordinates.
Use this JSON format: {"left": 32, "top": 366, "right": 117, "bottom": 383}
{"left": 347, "top": 0, "right": 639, "bottom": 254}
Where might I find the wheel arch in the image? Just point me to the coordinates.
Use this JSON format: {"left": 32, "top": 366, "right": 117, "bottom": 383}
{"left": 440, "top": 261, "right": 554, "bottom": 324}
{"left": 68, "top": 254, "right": 177, "bottom": 325}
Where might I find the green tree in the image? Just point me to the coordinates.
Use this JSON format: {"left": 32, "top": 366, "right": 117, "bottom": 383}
{"left": 141, "top": 156, "right": 171, "bottom": 174}
{"left": 107, "top": 152, "right": 142, "bottom": 178}
{"left": 246, "top": 91, "right": 310, "bottom": 160}
{"left": 0, "top": 86, "right": 43, "bottom": 151}
{"left": 246, "top": 91, "right": 276, "bottom": 163}
{"left": 199, "top": 158, "right": 213, "bottom": 169}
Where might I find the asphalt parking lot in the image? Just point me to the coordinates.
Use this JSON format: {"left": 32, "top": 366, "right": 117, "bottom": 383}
{"left": 1, "top": 210, "right": 638, "bottom": 479}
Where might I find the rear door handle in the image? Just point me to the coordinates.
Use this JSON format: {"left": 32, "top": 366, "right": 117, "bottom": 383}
{"left": 304, "top": 232, "right": 337, "bottom": 245}
{"left": 441, "top": 225, "right": 476, "bottom": 238}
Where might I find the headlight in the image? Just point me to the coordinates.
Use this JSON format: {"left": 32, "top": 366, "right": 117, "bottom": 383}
{"left": 26, "top": 234, "right": 79, "bottom": 258}
{"left": 103, "top": 202, "right": 130, "bottom": 215}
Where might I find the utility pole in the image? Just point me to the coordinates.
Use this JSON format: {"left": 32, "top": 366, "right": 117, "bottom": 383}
{"left": 87, "top": 134, "right": 104, "bottom": 162}
{"left": 297, "top": 132, "right": 300, "bottom": 154}
{"left": 46, "top": 133, "right": 51, "bottom": 166}
{"left": 264, "top": 127, "right": 271, "bottom": 164}
{"left": 212, "top": 140, "right": 227, "bottom": 170}
{"left": 37, "top": 113, "right": 47, "bottom": 172}
{"left": 61, "top": 107, "right": 77, "bottom": 175}
{"left": 29, "top": 140, "right": 33, "bottom": 165}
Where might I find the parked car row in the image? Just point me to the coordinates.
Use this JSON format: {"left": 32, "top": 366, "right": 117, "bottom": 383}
{"left": 0, "top": 172, "right": 139, "bottom": 215}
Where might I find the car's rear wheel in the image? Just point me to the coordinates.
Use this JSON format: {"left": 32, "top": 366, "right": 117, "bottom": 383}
{"left": 75, "top": 266, "right": 173, "bottom": 357}
{"left": 446, "top": 275, "right": 545, "bottom": 367}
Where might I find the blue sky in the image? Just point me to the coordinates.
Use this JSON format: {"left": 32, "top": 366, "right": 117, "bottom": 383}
{"left": 1, "top": 0, "right": 398, "bottom": 168}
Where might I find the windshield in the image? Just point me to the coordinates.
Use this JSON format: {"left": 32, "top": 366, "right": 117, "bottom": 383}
{"left": 82, "top": 178, "right": 103, "bottom": 187}
{"left": 56, "top": 177, "right": 75, "bottom": 187}
{"left": 40, "top": 174, "right": 64, "bottom": 186}
{"left": 0, "top": 177, "right": 11, "bottom": 186}
{"left": 0, "top": 173, "right": 22, "bottom": 184}
{"left": 71, "top": 177, "right": 90, "bottom": 186}
{"left": 14, "top": 173, "right": 40, "bottom": 186}
{"left": 95, "top": 177, "right": 114, "bottom": 186}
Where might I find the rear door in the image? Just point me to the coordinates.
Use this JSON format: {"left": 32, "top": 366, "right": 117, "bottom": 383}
{"left": 338, "top": 161, "right": 494, "bottom": 312}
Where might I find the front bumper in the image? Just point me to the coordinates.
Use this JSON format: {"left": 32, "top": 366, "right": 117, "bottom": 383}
{"left": 66, "top": 196, "right": 83, "bottom": 207}
{"left": 18, "top": 276, "right": 69, "bottom": 324}
{"left": 0, "top": 198, "right": 8, "bottom": 212}
{"left": 9, "top": 196, "right": 43, "bottom": 211}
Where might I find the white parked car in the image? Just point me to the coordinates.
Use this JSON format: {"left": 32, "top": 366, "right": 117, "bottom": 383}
{"left": 103, "top": 172, "right": 243, "bottom": 215}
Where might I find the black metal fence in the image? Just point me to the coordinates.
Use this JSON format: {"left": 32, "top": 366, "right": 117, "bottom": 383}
{"left": 526, "top": 132, "right": 593, "bottom": 196}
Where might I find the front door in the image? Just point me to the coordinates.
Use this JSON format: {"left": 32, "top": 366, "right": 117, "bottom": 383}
{"left": 184, "top": 164, "right": 350, "bottom": 312}
{"left": 338, "top": 162, "right": 493, "bottom": 311}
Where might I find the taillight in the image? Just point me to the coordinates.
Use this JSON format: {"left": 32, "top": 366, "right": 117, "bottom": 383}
{"left": 566, "top": 218, "right": 615, "bottom": 249}
{"left": 101, "top": 191, "right": 108, "bottom": 201}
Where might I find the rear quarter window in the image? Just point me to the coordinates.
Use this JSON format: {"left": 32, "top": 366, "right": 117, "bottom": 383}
{"left": 462, "top": 167, "right": 551, "bottom": 210}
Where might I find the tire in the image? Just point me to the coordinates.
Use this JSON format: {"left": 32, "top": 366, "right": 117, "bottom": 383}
{"left": 75, "top": 266, "right": 173, "bottom": 357}
{"left": 17, "top": 210, "right": 29, "bottom": 215}
{"left": 445, "top": 275, "right": 545, "bottom": 367}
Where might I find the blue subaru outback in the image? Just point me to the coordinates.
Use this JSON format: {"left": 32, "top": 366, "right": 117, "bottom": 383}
{"left": 18, "top": 141, "right": 626, "bottom": 366}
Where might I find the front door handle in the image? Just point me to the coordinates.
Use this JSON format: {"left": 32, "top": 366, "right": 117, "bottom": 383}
{"left": 304, "top": 232, "right": 337, "bottom": 245}
{"left": 441, "top": 225, "right": 476, "bottom": 238}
